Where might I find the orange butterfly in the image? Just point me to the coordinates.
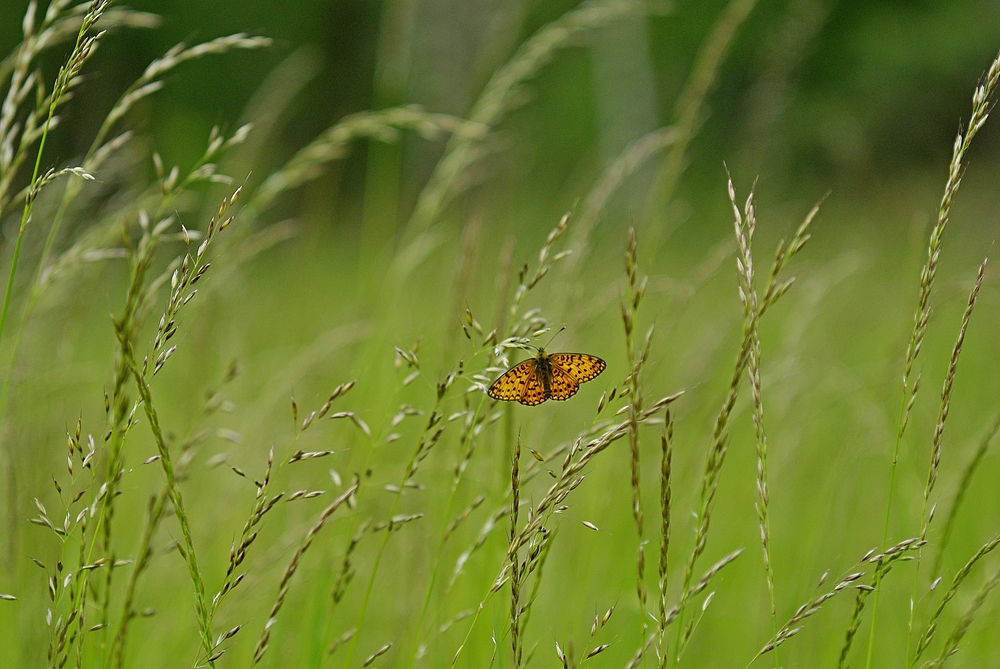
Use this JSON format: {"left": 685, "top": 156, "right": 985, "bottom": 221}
{"left": 487, "top": 349, "right": 606, "bottom": 406}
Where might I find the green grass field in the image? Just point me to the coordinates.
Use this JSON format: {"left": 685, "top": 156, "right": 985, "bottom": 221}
{"left": 1, "top": 2, "right": 1000, "bottom": 668}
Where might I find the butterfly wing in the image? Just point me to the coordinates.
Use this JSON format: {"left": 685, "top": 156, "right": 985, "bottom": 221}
{"left": 547, "top": 364, "right": 581, "bottom": 401}
{"left": 518, "top": 367, "right": 548, "bottom": 406}
{"left": 488, "top": 359, "right": 535, "bottom": 401}
{"left": 549, "top": 353, "right": 606, "bottom": 384}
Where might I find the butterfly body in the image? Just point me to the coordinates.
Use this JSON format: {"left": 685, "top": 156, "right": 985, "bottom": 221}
{"left": 487, "top": 348, "right": 606, "bottom": 406}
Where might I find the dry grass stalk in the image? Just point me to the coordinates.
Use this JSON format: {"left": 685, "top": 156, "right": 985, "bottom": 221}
{"left": 867, "top": 49, "right": 1000, "bottom": 669}
{"left": 251, "top": 480, "right": 360, "bottom": 666}
{"left": 730, "top": 176, "right": 779, "bottom": 668}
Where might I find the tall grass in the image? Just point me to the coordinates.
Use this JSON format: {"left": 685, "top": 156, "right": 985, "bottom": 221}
{"left": 1, "top": 2, "right": 1000, "bottom": 669}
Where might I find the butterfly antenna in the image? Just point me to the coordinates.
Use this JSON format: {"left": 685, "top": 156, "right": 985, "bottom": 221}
{"left": 542, "top": 327, "right": 566, "bottom": 350}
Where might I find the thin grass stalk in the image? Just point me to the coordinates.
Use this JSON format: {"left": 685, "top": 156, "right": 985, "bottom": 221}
{"left": 747, "top": 538, "right": 925, "bottom": 668}
{"left": 319, "top": 188, "right": 563, "bottom": 567}
{"left": 924, "top": 562, "right": 1000, "bottom": 669}
{"left": 1, "top": 2, "right": 141, "bottom": 214}
{"left": 251, "top": 481, "right": 360, "bottom": 666}
{"left": 119, "top": 336, "right": 213, "bottom": 659}
{"left": 111, "top": 373, "right": 231, "bottom": 669}
{"left": 865, "top": 50, "right": 1000, "bottom": 669}
{"left": 509, "top": 434, "right": 523, "bottom": 668}
{"left": 409, "top": 214, "right": 572, "bottom": 665}
{"left": 452, "top": 393, "right": 685, "bottom": 667}
{"left": 558, "top": 127, "right": 679, "bottom": 320}
{"left": 644, "top": 0, "right": 758, "bottom": 253}
{"left": 408, "top": 394, "right": 491, "bottom": 667}
{"left": 730, "top": 177, "right": 779, "bottom": 669}
{"left": 933, "top": 411, "right": 1000, "bottom": 579}
{"left": 22, "top": 34, "right": 269, "bottom": 348}
{"left": 623, "top": 227, "right": 649, "bottom": 663}
{"left": 248, "top": 106, "right": 478, "bottom": 218}
{"left": 656, "top": 411, "right": 673, "bottom": 669}
{"left": 627, "top": 549, "right": 745, "bottom": 669}
{"left": 0, "top": 41, "right": 263, "bottom": 450}
{"left": 109, "top": 484, "right": 168, "bottom": 668}
{"left": 46, "top": 210, "right": 188, "bottom": 668}
{"left": 913, "top": 531, "right": 1000, "bottom": 666}
{"left": 906, "top": 257, "right": 987, "bottom": 664}
{"left": 840, "top": 588, "right": 872, "bottom": 669}
{"left": 340, "top": 370, "right": 459, "bottom": 669}
{"left": 97, "top": 212, "right": 162, "bottom": 638}
{"left": 837, "top": 538, "right": 924, "bottom": 667}
{"left": 403, "top": 0, "right": 668, "bottom": 242}
{"left": 115, "top": 189, "right": 240, "bottom": 664}
{"left": 745, "top": 538, "right": 922, "bottom": 668}
{"left": 97, "top": 137, "right": 246, "bottom": 645}
{"left": 672, "top": 186, "right": 817, "bottom": 667}
{"left": 515, "top": 528, "right": 556, "bottom": 656}
{"left": 0, "top": 0, "right": 108, "bottom": 351}
{"left": 502, "top": 395, "right": 683, "bottom": 581}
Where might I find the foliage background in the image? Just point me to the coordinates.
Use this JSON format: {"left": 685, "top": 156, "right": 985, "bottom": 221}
{"left": 1, "top": 0, "right": 999, "bottom": 668}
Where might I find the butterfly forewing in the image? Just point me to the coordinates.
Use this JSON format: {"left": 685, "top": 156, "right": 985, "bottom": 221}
{"left": 548, "top": 365, "right": 581, "bottom": 401}
{"left": 549, "top": 353, "right": 606, "bottom": 383}
{"left": 487, "top": 359, "right": 535, "bottom": 401}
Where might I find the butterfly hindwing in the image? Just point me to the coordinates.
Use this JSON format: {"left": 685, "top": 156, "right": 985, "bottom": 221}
{"left": 519, "top": 369, "right": 548, "bottom": 406}
{"left": 547, "top": 364, "right": 581, "bottom": 401}
{"left": 487, "top": 359, "right": 535, "bottom": 401}
{"left": 549, "top": 353, "right": 606, "bottom": 384}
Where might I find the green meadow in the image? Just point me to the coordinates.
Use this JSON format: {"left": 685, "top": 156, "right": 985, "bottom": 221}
{"left": 1, "top": 1, "right": 999, "bottom": 668}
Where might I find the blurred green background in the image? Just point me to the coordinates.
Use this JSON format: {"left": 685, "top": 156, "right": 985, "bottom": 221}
{"left": 1, "top": 1, "right": 1000, "bottom": 668}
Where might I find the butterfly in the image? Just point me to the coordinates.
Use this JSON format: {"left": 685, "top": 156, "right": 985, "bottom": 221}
{"left": 487, "top": 349, "right": 606, "bottom": 406}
